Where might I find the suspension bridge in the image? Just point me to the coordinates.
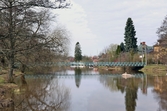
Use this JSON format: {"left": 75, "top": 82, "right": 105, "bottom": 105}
{"left": 29, "top": 62, "right": 145, "bottom": 67}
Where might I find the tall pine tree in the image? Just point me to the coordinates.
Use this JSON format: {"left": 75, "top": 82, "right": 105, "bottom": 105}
{"left": 124, "top": 18, "right": 138, "bottom": 52}
{"left": 74, "top": 42, "right": 82, "bottom": 62}
{"left": 120, "top": 42, "right": 125, "bottom": 52}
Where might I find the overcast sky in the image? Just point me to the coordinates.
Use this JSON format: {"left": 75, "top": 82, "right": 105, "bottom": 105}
{"left": 51, "top": 0, "right": 167, "bottom": 56}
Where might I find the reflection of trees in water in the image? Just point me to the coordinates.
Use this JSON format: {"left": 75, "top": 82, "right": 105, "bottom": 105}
{"left": 153, "top": 76, "right": 167, "bottom": 111}
{"left": 99, "top": 76, "right": 140, "bottom": 111}
{"left": 74, "top": 68, "right": 82, "bottom": 88}
{"left": 99, "top": 76, "right": 119, "bottom": 91}
{"left": 125, "top": 78, "right": 138, "bottom": 111}
{"left": 81, "top": 68, "right": 97, "bottom": 74}
{"left": 116, "top": 78, "right": 125, "bottom": 93}
{"left": 29, "top": 66, "right": 62, "bottom": 74}
{"left": 14, "top": 76, "right": 70, "bottom": 111}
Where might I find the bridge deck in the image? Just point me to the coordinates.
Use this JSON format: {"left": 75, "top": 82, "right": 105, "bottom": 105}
{"left": 32, "top": 62, "right": 145, "bottom": 67}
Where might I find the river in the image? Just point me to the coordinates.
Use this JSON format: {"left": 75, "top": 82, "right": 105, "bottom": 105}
{"left": 9, "top": 67, "right": 167, "bottom": 111}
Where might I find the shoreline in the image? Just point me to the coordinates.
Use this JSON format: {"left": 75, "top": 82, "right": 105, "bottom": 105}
{"left": 139, "top": 64, "right": 167, "bottom": 75}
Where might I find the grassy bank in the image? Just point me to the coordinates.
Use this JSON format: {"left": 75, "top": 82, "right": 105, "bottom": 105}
{"left": 0, "top": 68, "right": 22, "bottom": 84}
{"left": 140, "top": 64, "right": 167, "bottom": 75}
{"left": 0, "top": 69, "right": 8, "bottom": 84}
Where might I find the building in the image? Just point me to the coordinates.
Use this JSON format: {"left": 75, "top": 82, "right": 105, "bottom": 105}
{"left": 153, "top": 39, "right": 167, "bottom": 64}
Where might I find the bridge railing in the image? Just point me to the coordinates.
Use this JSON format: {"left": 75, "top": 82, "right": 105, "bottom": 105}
{"left": 82, "top": 62, "right": 145, "bottom": 67}
{"left": 27, "top": 62, "right": 145, "bottom": 67}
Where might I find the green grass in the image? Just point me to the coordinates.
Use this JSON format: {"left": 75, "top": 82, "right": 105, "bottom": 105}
{"left": 0, "top": 76, "right": 5, "bottom": 84}
{"left": 140, "top": 64, "right": 167, "bottom": 75}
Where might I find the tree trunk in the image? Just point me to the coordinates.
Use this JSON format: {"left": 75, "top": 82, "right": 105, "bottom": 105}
{"left": 7, "top": 1, "right": 15, "bottom": 83}
{"left": 8, "top": 56, "right": 14, "bottom": 83}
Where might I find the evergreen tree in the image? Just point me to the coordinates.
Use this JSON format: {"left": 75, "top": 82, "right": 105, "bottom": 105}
{"left": 74, "top": 42, "right": 82, "bottom": 61}
{"left": 120, "top": 42, "right": 125, "bottom": 52}
{"left": 124, "top": 18, "right": 138, "bottom": 52}
{"left": 115, "top": 45, "right": 121, "bottom": 56}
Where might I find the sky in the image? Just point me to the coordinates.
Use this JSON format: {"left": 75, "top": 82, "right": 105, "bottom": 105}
{"left": 51, "top": 0, "right": 167, "bottom": 56}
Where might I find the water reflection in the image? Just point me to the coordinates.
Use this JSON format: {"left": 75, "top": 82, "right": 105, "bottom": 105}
{"left": 125, "top": 78, "right": 138, "bottom": 111}
{"left": 153, "top": 76, "right": 167, "bottom": 111}
{"left": 13, "top": 75, "right": 71, "bottom": 111}
{"left": 74, "top": 68, "right": 82, "bottom": 88}
{"left": 5, "top": 68, "right": 167, "bottom": 111}
{"left": 99, "top": 72, "right": 148, "bottom": 111}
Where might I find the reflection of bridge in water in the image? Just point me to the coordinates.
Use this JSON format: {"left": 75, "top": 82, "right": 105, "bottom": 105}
{"left": 24, "top": 73, "right": 146, "bottom": 79}
{"left": 31, "top": 62, "right": 146, "bottom": 67}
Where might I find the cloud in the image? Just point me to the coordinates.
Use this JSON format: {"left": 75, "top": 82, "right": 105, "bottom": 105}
{"left": 51, "top": 1, "right": 99, "bottom": 56}
{"left": 77, "top": 0, "right": 167, "bottom": 45}
{"left": 50, "top": 0, "right": 167, "bottom": 56}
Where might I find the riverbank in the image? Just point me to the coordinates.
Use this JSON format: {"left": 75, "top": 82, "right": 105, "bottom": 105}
{"left": 140, "top": 64, "right": 167, "bottom": 75}
{"left": 0, "top": 75, "right": 18, "bottom": 109}
{"left": 0, "top": 68, "right": 21, "bottom": 109}
{"left": 98, "top": 64, "right": 167, "bottom": 75}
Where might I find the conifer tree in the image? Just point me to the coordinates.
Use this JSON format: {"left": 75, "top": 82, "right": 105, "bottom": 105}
{"left": 124, "top": 18, "right": 138, "bottom": 52}
{"left": 74, "top": 42, "right": 82, "bottom": 61}
{"left": 120, "top": 42, "right": 125, "bottom": 52}
{"left": 115, "top": 45, "right": 121, "bottom": 56}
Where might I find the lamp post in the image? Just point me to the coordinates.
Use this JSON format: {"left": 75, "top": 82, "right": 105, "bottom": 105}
{"left": 140, "top": 42, "right": 147, "bottom": 65}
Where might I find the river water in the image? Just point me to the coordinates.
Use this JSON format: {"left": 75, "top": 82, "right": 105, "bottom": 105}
{"left": 11, "top": 68, "right": 167, "bottom": 111}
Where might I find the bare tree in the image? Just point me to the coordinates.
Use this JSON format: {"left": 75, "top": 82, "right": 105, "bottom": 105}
{"left": 156, "top": 15, "right": 167, "bottom": 64}
{"left": 0, "top": 0, "right": 71, "bottom": 10}
{"left": 0, "top": 0, "right": 70, "bottom": 82}
{"left": 157, "top": 15, "right": 167, "bottom": 43}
